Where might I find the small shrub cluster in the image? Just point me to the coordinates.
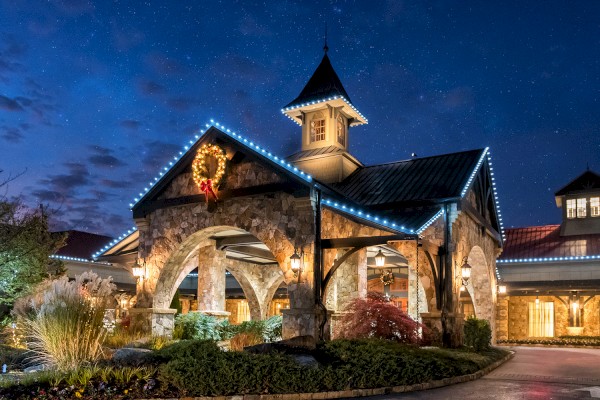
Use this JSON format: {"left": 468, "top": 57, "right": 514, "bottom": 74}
{"left": 336, "top": 293, "right": 430, "bottom": 345}
{"left": 173, "top": 313, "right": 282, "bottom": 344}
{"left": 0, "top": 364, "right": 157, "bottom": 399}
{"left": 463, "top": 316, "right": 492, "bottom": 351}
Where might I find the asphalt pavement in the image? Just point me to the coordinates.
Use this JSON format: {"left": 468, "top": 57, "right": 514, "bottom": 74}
{"left": 367, "top": 346, "right": 600, "bottom": 399}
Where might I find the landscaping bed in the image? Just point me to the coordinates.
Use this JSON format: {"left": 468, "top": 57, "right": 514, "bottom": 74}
{"left": 0, "top": 339, "right": 510, "bottom": 400}
{"left": 497, "top": 335, "right": 600, "bottom": 347}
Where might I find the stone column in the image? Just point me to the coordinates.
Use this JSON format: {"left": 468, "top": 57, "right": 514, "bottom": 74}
{"left": 496, "top": 295, "right": 509, "bottom": 342}
{"left": 196, "top": 245, "right": 230, "bottom": 319}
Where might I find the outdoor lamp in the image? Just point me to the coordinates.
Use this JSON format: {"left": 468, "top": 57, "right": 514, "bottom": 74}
{"left": 460, "top": 257, "right": 472, "bottom": 281}
{"left": 498, "top": 284, "right": 507, "bottom": 294}
{"left": 535, "top": 296, "right": 540, "bottom": 305}
{"left": 132, "top": 259, "right": 145, "bottom": 279}
{"left": 290, "top": 250, "right": 301, "bottom": 278}
{"left": 375, "top": 249, "right": 386, "bottom": 267}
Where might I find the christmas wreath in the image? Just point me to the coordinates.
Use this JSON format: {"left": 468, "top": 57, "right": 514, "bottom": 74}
{"left": 192, "top": 143, "right": 227, "bottom": 202}
{"left": 380, "top": 270, "right": 395, "bottom": 286}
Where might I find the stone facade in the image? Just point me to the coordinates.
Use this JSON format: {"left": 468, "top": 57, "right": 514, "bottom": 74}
{"left": 497, "top": 295, "right": 600, "bottom": 340}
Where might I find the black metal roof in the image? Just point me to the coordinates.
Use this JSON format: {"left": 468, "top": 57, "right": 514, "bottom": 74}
{"left": 287, "top": 145, "right": 345, "bottom": 162}
{"left": 555, "top": 170, "right": 600, "bottom": 196}
{"left": 284, "top": 53, "right": 352, "bottom": 109}
{"left": 332, "top": 149, "right": 485, "bottom": 207}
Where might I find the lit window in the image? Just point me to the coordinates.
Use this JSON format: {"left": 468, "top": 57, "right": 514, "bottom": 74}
{"left": 336, "top": 115, "right": 346, "bottom": 146}
{"left": 566, "top": 199, "right": 576, "bottom": 219}
{"left": 310, "top": 113, "right": 325, "bottom": 143}
{"left": 591, "top": 197, "right": 600, "bottom": 217}
{"left": 577, "top": 198, "right": 587, "bottom": 218}
{"left": 528, "top": 301, "right": 554, "bottom": 337}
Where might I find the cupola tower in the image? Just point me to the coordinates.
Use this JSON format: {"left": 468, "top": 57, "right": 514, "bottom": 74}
{"left": 282, "top": 46, "right": 367, "bottom": 183}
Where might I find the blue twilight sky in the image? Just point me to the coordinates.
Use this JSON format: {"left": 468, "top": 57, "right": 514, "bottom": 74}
{"left": 0, "top": 0, "right": 599, "bottom": 237}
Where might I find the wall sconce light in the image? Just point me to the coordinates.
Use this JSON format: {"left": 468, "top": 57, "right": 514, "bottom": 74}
{"left": 132, "top": 258, "right": 146, "bottom": 280}
{"left": 456, "top": 256, "right": 472, "bottom": 287}
{"left": 290, "top": 249, "right": 303, "bottom": 278}
{"left": 572, "top": 301, "right": 579, "bottom": 311}
{"left": 374, "top": 249, "right": 386, "bottom": 267}
{"left": 535, "top": 295, "right": 540, "bottom": 305}
{"left": 498, "top": 284, "right": 507, "bottom": 294}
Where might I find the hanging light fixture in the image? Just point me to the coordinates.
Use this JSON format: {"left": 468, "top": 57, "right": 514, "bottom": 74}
{"left": 375, "top": 249, "right": 386, "bottom": 267}
{"left": 535, "top": 296, "right": 540, "bottom": 305}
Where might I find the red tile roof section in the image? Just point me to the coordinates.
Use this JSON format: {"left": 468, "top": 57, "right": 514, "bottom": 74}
{"left": 499, "top": 225, "right": 600, "bottom": 260}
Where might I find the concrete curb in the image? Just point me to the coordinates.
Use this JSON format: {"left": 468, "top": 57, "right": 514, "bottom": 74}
{"left": 140, "top": 351, "right": 515, "bottom": 400}
{"left": 498, "top": 343, "right": 600, "bottom": 349}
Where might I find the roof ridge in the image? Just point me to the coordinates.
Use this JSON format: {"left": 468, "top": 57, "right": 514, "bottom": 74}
{"left": 361, "top": 148, "right": 485, "bottom": 169}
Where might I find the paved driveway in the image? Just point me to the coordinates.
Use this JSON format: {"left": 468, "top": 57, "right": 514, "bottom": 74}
{"left": 369, "top": 347, "right": 600, "bottom": 399}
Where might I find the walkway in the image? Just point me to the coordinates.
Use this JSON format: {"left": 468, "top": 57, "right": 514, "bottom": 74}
{"left": 369, "top": 347, "right": 600, "bottom": 399}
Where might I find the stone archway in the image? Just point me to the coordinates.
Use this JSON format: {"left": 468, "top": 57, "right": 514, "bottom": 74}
{"left": 465, "top": 246, "right": 495, "bottom": 324}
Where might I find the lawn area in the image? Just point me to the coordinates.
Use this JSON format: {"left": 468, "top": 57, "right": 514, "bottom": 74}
{"left": 0, "top": 339, "right": 509, "bottom": 399}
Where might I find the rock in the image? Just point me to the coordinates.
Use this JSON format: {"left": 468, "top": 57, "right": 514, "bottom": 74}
{"left": 24, "top": 364, "right": 46, "bottom": 373}
{"left": 112, "top": 347, "right": 153, "bottom": 366}
{"left": 290, "top": 354, "right": 320, "bottom": 369}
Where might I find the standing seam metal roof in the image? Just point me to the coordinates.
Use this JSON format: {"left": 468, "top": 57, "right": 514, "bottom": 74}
{"left": 332, "top": 149, "right": 485, "bottom": 206}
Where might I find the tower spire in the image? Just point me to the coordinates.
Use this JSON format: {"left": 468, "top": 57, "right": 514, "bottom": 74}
{"left": 323, "top": 22, "right": 329, "bottom": 53}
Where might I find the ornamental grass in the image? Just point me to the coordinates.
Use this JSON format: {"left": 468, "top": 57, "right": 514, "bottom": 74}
{"left": 24, "top": 272, "right": 115, "bottom": 370}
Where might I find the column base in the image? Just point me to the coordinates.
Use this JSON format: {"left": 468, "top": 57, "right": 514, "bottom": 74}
{"left": 129, "top": 308, "right": 177, "bottom": 337}
{"left": 420, "top": 311, "right": 464, "bottom": 347}
{"left": 282, "top": 307, "right": 332, "bottom": 340}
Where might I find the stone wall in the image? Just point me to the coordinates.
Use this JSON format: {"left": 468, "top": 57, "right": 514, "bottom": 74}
{"left": 501, "top": 295, "right": 600, "bottom": 339}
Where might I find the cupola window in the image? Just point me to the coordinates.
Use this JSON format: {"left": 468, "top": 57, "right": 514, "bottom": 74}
{"left": 310, "top": 112, "right": 325, "bottom": 143}
{"left": 566, "top": 199, "right": 576, "bottom": 219}
{"left": 336, "top": 114, "right": 346, "bottom": 146}
{"left": 577, "top": 198, "right": 587, "bottom": 218}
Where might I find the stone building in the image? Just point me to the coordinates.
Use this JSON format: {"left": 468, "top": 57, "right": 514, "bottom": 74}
{"left": 496, "top": 170, "right": 600, "bottom": 340}
{"left": 93, "top": 48, "right": 503, "bottom": 346}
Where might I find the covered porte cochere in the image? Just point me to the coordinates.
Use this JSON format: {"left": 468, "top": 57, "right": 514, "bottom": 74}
{"left": 95, "top": 124, "right": 503, "bottom": 346}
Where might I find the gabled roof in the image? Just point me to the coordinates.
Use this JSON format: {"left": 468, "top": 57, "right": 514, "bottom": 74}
{"left": 94, "top": 121, "right": 501, "bottom": 258}
{"left": 498, "top": 225, "right": 600, "bottom": 263}
{"left": 284, "top": 54, "right": 352, "bottom": 109}
{"left": 332, "top": 149, "right": 486, "bottom": 206}
{"left": 555, "top": 170, "right": 600, "bottom": 196}
{"left": 54, "top": 230, "right": 113, "bottom": 259}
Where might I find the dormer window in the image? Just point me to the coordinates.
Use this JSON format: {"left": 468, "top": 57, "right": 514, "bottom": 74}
{"left": 577, "top": 198, "right": 587, "bottom": 218}
{"left": 336, "top": 115, "right": 346, "bottom": 146}
{"left": 591, "top": 197, "right": 600, "bottom": 217}
{"left": 310, "top": 113, "right": 325, "bottom": 143}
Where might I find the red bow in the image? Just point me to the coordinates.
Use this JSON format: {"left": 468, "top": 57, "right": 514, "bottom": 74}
{"left": 200, "top": 179, "right": 218, "bottom": 203}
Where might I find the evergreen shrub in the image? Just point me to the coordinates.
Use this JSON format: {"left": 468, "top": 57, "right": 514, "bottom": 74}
{"left": 463, "top": 316, "right": 492, "bottom": 351}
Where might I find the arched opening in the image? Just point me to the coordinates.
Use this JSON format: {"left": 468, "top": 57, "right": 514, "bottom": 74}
{"left": 152, "top": 226, "right": 289, "bottom": 323}
{"left": 465, "top": 246, "right": 495, "bottom": 323}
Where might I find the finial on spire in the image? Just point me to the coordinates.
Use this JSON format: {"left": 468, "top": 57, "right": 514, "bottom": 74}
{"left": 323, "top": 22, "right": 329, "bottom": 53}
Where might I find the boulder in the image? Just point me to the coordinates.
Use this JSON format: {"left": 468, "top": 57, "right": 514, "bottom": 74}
{"left": 24, "top": 364, "right": 47, "bottom": 373}
{"left": 112, "top": 347, "right": 153, "bottom": 366}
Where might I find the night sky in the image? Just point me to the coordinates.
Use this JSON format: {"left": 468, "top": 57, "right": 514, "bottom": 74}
{"left": 1, "top": 1, "right": 599, "bottom": 238}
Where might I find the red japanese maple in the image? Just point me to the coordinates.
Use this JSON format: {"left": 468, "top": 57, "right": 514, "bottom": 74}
{"left": 336, "top": 292, "right": 430, "bottom": 345}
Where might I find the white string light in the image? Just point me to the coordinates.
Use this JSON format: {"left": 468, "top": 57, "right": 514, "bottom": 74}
{"left": 281, "top": 95, "right": 368, "bottom": 125}
{"left": 92, "top": 226, "right": 137, "bottom": 259}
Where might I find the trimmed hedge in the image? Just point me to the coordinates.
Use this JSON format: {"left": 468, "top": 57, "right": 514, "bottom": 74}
{"left": 463, "top": 317, "right": 492, "bottom": 352}
{"left": 157, "top": 339, "right": 509, "bottom": 396}
{"left": 498, "top": 336, "right": 600, "bottom": 346}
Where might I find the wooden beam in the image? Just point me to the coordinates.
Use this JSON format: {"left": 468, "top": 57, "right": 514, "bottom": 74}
{"left": 225, "top": 255, "right": 278, "bottom": 265}
{"left": 225, "top": 245, "right": 276, "bottom": 261}
{"left": 321, "top": 234, "right": 416, "bottom": 249}
{"left": 215, "top": 234, "right": 262, "bottom": 249}
{"left": 459, "top": 199, "right": 502, "bottom": 244}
